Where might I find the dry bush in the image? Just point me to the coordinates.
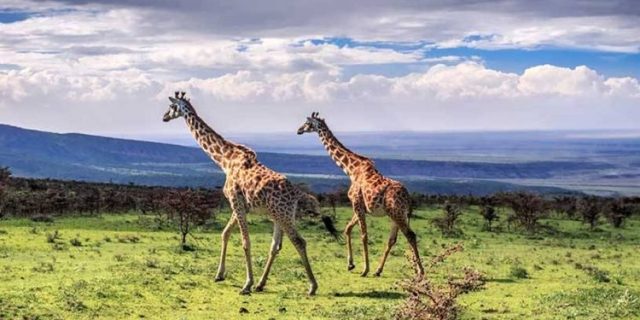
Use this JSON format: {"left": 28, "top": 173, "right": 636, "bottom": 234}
{"left": 395, "top": 244, "right": 485, "bottom": 320}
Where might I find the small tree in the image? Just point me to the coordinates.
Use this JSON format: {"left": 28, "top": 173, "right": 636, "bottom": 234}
{"left": 577, "top": 197, "right": 601, "bottom": 230}
{"left": 501, "top": 192, "right": 547, "bottom": 234}
{"left": 163, "top": 189, "right": 215, "bottom": 250}
{"left": 479, "top": 205, "right": 498, "bottom": 231}
{"left": 432, "top": 201, "right": 463, "bottom": 237}
{"left": 605, "top": 199, "right": 633, "bottom": 228}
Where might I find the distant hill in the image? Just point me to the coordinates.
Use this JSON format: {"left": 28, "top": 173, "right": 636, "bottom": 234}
{"left": 0, "top": 124, "right": 589, "bottom": 195}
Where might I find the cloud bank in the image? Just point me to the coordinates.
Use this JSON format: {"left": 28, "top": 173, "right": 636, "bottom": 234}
{"left": 0, "top": 0, "right": 638, "bottom": 136}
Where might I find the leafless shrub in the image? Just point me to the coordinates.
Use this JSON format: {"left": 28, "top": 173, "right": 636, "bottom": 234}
{"left": 395, "top": 244, "right": 485, "bottom": 320}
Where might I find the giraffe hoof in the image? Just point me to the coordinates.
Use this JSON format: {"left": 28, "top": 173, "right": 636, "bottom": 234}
{"left": 347, "top": 263, "right": 355, "bottom": 271}
{"left": 255, "top": 284, "right": 265, "bottom": 292}
{"left": 308, "top": 284, "right": 318, "bottom": 296}
{"left": 373, "top": 271, "right": 382, "bottom": 277}
{"left": 214, "top": 275, "right": 225, "bottom": 282}
{"left": 239, "top": 288, "right": 252, "bottom": 295}
{"left": 360, "top": 270, "right": 369, "bottom": 277}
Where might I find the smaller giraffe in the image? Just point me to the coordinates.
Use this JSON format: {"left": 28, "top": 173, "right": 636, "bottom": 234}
{"left": 162, "top": 93, "right": 338, "bottom": 295}
{"left": 297, "top": 112, "right": 424, "bottom": 277}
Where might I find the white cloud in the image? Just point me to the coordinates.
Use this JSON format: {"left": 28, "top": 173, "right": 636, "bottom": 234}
{"left": 154, "top": 62, "right": 638, "bottom": 104}
{"left": 1, "top": 0, "right": 639, "bottom": 135}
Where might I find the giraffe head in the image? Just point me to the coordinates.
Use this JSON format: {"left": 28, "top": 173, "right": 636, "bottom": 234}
{"left": 297, "top": 112, "right": 325, "bottom": 135}
{"left": 163, "top": 91, "right": 194, "bottom": 122}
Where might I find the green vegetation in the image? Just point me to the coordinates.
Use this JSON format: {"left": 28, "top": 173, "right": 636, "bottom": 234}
{"left": 1, "top": 207, "right": 639, "bottom": 319}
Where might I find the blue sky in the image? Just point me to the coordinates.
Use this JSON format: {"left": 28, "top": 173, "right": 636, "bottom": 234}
{"left": 309, "top": 37, "right": 640, "bottom": 79}
{"left": 0, "top": 1, "right": 639, "bottom": 136}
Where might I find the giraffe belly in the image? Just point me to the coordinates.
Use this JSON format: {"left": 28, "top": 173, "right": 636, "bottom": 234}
{"left": 367, "top": 205, "right": 387, "bottom": 217}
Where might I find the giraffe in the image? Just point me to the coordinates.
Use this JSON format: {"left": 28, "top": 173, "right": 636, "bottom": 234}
{"left": 297, "top": 112, "right": 424, "bottom": 277}
{"left": 162, "top": 92, "right": 338, "bottom": 295}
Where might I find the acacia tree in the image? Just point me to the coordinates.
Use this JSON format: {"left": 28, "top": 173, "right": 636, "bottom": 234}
{"left": 577, "top": 196, "right": 602, "bottom": 230}
{"left": 163, "top": 189, "right": 217, "bottom": 249}
{"left": 432, "top": 201, "right": 463, "bottom": 237}
{"left": 479, "top": 205, "right": 499, "bottom": 231}
{"left": 501, "top": 192, "right": 548, "bottom": 234}
{"left": 606, "top": 199, "right": 633, "bottom": 228}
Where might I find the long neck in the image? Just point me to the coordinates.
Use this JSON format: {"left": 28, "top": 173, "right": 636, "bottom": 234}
{"left": 317, "top": 124, "right": 367, "bottom": 177}
{"left": 184, "top": 112, "right": 232, "bottom": 170}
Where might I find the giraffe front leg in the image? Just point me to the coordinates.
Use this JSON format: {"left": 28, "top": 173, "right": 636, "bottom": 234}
{"left": 255, "top": 224, "right": 283, "bottom": 292}
{"left": 214, "top": 214, "right": 237, "bottom": 282}
{"left": 235, "top": 213, "right": 254, "bottom": 295}
{"left": 374, "top": 223, "right": 398, "bottom": 277}
{"left": 344, "top": 213, "right": 359, "bottom": 271}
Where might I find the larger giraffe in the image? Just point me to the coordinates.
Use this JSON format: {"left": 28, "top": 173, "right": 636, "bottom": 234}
{"left": 162, "top": 93, "right": 337, "bottom": 295}
{"left": 297, "top": 112, "right": 424, "bottom": 277}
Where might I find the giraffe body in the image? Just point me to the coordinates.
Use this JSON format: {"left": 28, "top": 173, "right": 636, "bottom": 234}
{"left": 298, "top": 112, "right": 424, "bottom": 277}
{"left": 163, "top": 93, "right": 333, "bottom": 295}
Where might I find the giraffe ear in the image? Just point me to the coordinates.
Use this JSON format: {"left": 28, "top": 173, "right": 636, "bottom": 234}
{"left": 168, "top": 97, "right": 178, "bottom": 103}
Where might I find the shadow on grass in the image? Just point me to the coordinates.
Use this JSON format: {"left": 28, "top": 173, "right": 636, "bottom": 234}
{"left": 334, "top": 290, "right": 404, "bottom": 299}
{"left": 485, "top": 278, "right": 516, "bottom": 283}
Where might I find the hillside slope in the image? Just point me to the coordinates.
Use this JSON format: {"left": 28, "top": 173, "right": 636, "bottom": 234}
{"left": 0, "top": 124, "right": 583, "bottom": 194}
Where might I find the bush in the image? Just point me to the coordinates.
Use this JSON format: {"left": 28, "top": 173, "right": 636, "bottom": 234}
{"left": 46, "top": 230, "right": 61, "bottom": 243}
{"left": 606, "top": 199, "right": 633, "bottom": 228}
{"left": 431, "top": 202, "right": 463, "bottom": 237}
{"left": 70, "top": 238, "right": 83, "bottom": 247}
{"left": 576, "top": 264, "right": 610, "bottom": 283}
{"left": 500, "top": 192, "right": 548, "bottom": 233}
{"left": 510, "top": 265, "right": 529, "bottom": 279}
{"left": 395, "top": 244, "right": 485, "bottom": 320}
{"left": 577, "top": 197, "right": 602, "bottom": 230}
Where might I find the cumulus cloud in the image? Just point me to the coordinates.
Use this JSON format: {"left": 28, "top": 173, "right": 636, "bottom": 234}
{"left": 156, "top": 63, "right": 640, "bottom": 103}
{"left": 0, "top": 0, "right": 639, "bottom": 136}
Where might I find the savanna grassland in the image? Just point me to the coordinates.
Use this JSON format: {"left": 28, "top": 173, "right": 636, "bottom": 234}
{"left": 1, "top": 207, "right": 639, "bottom": 320}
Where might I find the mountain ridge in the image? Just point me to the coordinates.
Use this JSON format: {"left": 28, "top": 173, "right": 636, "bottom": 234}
{"left": 0, "top": 123, "right": 589, "bottom": 195}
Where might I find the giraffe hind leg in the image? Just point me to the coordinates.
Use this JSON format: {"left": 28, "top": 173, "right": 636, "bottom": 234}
{"left": 397, "top": 218, "right": 424, "bottom": 276}
{"left": 356, "top": 211, "right": 370, "bottom": 277}
{"left": 283, "top": 225, "right": 318, "bottom": 295}
{"left": 236, "top": 214, "right": 254, "bottom": 295}
{"left": 255, "top": 224, "right": 283, "bottom": 292}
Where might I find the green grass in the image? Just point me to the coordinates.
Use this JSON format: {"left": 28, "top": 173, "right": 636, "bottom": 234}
{"left": 0, "top": 208, "right": 639, "bottom": 319}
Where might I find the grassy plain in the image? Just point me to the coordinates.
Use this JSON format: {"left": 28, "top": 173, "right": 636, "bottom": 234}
{"left": 0, "top": 207, "right": 639, "bottom": 319}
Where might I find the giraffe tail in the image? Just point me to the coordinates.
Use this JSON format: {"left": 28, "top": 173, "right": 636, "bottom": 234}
{"left": 297, "top": 191, "right": 340, "bottom": 240}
